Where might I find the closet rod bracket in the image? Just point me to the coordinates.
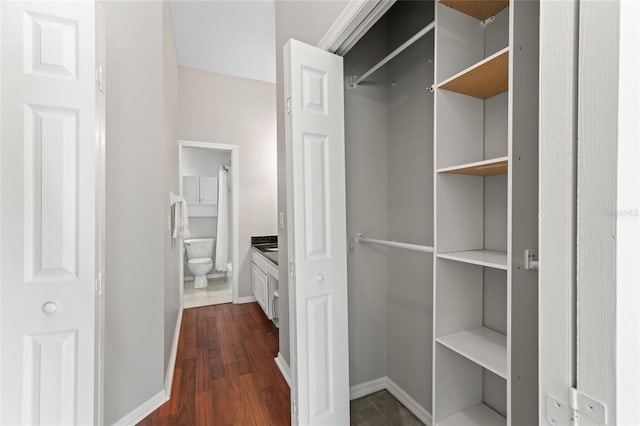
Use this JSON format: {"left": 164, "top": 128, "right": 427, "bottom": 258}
{"left": 480, "top": 15, "right": 495, "bottom": 27}
{"left": 346, "top": 75, "right": 359, "bottom": 90}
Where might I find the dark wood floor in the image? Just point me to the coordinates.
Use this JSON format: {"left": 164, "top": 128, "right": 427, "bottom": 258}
{"left": 138, "top": 303, "right": 291, "bottom": 425}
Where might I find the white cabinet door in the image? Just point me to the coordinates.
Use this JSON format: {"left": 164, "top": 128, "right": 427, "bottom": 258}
{"left": 183, "top": 176, "right": 200, "bottom": 205}
{"left": 251, "top": 262, "right": 269, "bottom": 317}
{"left": 0, "top": 1, "right": 99, "bottom": 424}
{"left": 199, "top": 176, "right": 218, "bottom": 205}
{"left": 284, "top": 39, "right": 350, "bottom": 425}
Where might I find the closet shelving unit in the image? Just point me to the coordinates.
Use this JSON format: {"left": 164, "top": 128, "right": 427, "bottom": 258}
{"left": 433, "top": 0, "right": 538, "bottom": 425}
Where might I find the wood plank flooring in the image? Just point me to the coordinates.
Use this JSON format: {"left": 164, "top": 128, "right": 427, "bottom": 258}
{"left": 138, "top": 303, "right": 290, "bottom": 426}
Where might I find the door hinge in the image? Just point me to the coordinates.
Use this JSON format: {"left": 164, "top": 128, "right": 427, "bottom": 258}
{"left": 525, "top": 248, "right": 539, "bottom": 270}
{"left": 96, "top": 66, "right": 105, "bottom": 92}
{"left": 95, "top": 271, "right": 105, "bottom": 296}
{"left": 286, "top": 94, "right": 292, "bottom": 114}
{"left": 545, "top": 389, "right": 607, "bottom": 426}
{"left": 288, "top": 257, "right": 295, "bottom": 278}
{"left": 292, "top": 397, "right": 298, "bottom": 420}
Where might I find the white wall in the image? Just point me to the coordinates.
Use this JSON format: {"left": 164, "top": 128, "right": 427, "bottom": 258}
{"left": 104, "top": 1, "right": 179, "bottom": 423}
{"left": 178, "top": 67, "right": 277, "bottom": 298}
{"left": 170, "top": 0, "right": 276, "bottom": 83}
{"left": 183, "top": 147, "right": 230, "bottom": 177}
{"left": 275, "top": 0, "right": 349, "bottom": 366}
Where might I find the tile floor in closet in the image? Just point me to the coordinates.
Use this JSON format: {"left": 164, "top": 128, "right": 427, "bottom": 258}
{"left": 184, "top": 276, "right": 232, "bottom": 308}
{"left": 350, "top": 391, "right": 423, "bottom": 426}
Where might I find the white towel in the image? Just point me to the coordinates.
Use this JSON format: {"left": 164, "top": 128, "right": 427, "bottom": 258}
{"left": 171, "top": 194, "right": 191, "bottom": 239}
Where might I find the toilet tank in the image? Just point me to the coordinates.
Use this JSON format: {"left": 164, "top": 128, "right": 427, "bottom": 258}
{"left": 184, "top": 238, "right": 215, "bottom": 259}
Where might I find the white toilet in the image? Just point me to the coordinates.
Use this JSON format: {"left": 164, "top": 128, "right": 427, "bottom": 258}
{"left": 184, "top": 238, "right": 215, "bottom": 289}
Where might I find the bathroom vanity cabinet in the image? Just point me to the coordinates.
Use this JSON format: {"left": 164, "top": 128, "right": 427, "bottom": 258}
{"left": 251, "top": 249, "right": 279, "bottom": 325}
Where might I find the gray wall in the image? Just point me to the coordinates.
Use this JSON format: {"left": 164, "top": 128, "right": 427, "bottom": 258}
{"left": 343, "top": 18, "right": 390, "bottom": 388}
{"left": 178, "top": 67, "right": 277, "bottom": 298}
{"left": 274, "top": 0, "right": 349, "bottom": 366}
{"left": 105, "top": 1, "right": 179, "bottom": 423}
{"left": 386, "top": 8, "right": 434, "bottom": 412}
{"left": 342, "top": 1, "right": 435, "bottom": 409}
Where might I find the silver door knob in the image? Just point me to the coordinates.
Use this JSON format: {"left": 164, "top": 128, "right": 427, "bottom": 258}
{"left": 315, "top": 273, "right": 325, "bottom": 284}
{"left": 42, "top": 302, "right": 57, "bottom": 315}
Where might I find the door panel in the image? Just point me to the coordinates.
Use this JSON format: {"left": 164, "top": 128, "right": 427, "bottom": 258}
{"left": 284, "top": 39, "right": 349, "bottom": 426}
{"left": 1, "top": 2, "right": 98, "bottom": 424}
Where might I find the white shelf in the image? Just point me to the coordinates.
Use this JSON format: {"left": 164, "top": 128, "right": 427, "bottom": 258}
{"left": 438, "top": 156, "right": 508, "bottom": 176}
{"left": 438, "top": 403, "right": 506, "bottom": 426}
{"left": 437, "top": 250, "right": 507, "bottom": 270}
{"left": 437, "top": 327, "right": 507, "bottom": 379}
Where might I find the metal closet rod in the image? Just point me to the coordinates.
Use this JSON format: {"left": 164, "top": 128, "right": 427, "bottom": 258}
{"left": 350, "top": 20, "right": 435, "bottom": 88}
{"left": 355, "top": 233, "right": 434, "bottom": 253}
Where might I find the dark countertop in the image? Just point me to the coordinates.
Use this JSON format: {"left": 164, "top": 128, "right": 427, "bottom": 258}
{"left": 252, "top": 235, "right": 278, "bottom": 266}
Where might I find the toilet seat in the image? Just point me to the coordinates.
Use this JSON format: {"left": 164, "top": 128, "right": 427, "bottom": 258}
{"left": 188, "top": 257, "right": 212, "bottom": 266}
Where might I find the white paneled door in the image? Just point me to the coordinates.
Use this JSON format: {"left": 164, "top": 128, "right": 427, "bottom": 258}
{"left": 1, "top": 1, "right": 101, "bottom": 424}
{"left": 284, "top": 39, "right": 350, "bottom": 425}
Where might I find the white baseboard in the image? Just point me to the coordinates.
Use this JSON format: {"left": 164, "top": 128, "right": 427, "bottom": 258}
{"left": 385, "top": 377, "right": 432, "bottom": 425}
{"left": 348, "top": 377, "right": 432, "bottom": 425}
{"left": 348, "top": 376, "right": 385, "bottom": 400}
{"left": 236, "top": 295, "right": 256, "bottom": 304}
{"left": 274, "top": 352, "right": 291, "bottom": 387}
{"left": 164, "top": 307, "right": 183, "bottom": 396}
{"left": 111, "top": 390, "right": 168, "bottom": 426}
{"left": 349, "top": 377, "right": 387, "bottom": 400}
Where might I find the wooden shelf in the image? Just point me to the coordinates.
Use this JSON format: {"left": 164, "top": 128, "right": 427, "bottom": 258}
{"left": 438, "top": 156, "right": 508, "bottom": 176}
{"left": 439, "top": 403, "right": 506, "bottom": 426}
{"left": 439, "top": 0, "right": 509, "bottom": 21}
{"left": 437, "top": 249, "right": 507, "bottom": 270}
{"left": 437, "top": 327, "right": 507, "bottom": 379}
{"left": 438, "top": 47, "right": 509, "bottom": 99}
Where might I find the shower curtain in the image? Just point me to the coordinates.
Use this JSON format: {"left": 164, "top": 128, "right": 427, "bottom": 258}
{"left": 214, "top": 167, "right": 229, "bottom": 271}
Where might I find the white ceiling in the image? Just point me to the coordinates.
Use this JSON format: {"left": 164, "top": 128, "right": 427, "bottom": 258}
{"left": 170, "top": 1, "right": 276, "bottom": 83}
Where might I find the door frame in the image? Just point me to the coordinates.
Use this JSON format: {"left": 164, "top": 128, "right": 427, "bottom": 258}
{"left": 177, "top": 140, "right": 240, "bottom": 304}
{"left": 95, "top": 2, "right": 107, "bottom": 424}
{"left": 539, "top": 1, "right": 639, "bottom": 424}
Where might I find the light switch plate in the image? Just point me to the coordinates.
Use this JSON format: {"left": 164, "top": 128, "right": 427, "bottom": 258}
{"left": 279, "top": 212, "right": 285, "bottom": 229}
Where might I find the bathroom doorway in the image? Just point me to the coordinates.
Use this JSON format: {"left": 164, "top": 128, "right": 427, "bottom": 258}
{"left": 178, "top": 141, "right": 239, "bottom": 309}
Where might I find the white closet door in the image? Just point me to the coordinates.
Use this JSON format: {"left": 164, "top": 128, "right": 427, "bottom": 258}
{"left": 199, "top": 176, "right": 218, "bottom": 205}
{"left": 0, "top": 1, "right": 99, "bottom": 424}
{"left": 284, "top": 39, "right": 349, "bottom": 425}
{"left": 183, "top": 175, "right": 199, "bottom": 204}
